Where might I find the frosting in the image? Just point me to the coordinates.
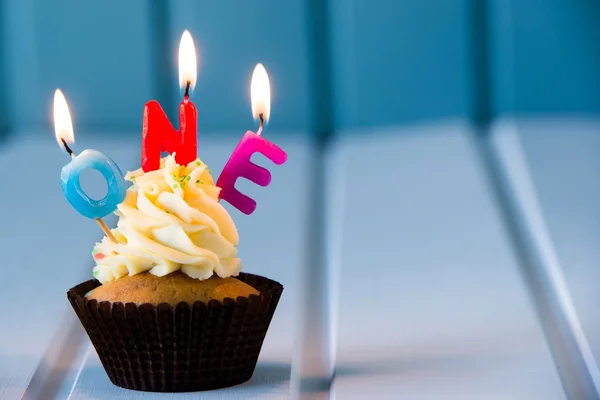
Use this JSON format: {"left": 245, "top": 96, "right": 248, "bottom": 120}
{"left": 92, "top": 154, "right": 241, "bottom": 284}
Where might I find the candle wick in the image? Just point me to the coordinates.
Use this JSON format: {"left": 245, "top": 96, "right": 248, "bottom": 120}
{"left": 61, "top": 138, "right": 75, "bottom": 158}
{"left": 184, "top": 81, "right": 191, "bottom": 100}
{"left": 257, "top": 113, "right": 264, "bottom": 136}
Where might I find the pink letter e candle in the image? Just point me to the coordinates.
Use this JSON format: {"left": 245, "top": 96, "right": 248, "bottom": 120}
{"left": 217, "top": 64, "right": 287, "bottom": 215}
{"left": 142, "top": 30, "right": 198, "bottom": 172}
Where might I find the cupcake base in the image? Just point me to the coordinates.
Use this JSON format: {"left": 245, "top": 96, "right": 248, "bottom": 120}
{"left": 67, "top": 272, "right": 283, "bottom": 392}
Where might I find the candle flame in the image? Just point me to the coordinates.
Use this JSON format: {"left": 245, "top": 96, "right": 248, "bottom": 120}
{"left": 53, "top": 89, "right": 75, "bottom": 147}
{"left": 179, "top": 30, "right": 197, "bottom": 91}
{"left": 251, "top": 63, "right": 271, "bottom": 127}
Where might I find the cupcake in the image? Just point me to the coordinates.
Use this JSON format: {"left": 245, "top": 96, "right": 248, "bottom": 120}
{"left": 67, "top": 154, "right": 283, "bottom": 392}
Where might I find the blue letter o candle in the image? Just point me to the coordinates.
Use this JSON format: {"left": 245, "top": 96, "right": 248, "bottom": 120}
{"left": 60, "top": 149, "right": 127, "bottom": 219}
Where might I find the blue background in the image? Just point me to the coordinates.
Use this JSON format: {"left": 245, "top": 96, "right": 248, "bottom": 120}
{"left": 1, "top": 0, "right": 599, "bottom": 136}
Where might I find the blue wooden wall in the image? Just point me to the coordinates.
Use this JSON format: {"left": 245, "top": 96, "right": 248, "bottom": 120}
{"left": 1, "top": 0, "right": 154, "bottom": 132}
{"left": 1, "top": 0, "right": 599, "bottom": 135}
{"left": 330, "top": 0, "right": 474, "bottom": 129}
{"left": 168, "top": 0, "right": 310, "bottom": 133}
{"left": 489, "top": 0, "right": 600, "bottom": 116}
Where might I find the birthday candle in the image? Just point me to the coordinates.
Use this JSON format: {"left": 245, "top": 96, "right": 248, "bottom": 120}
{"left": 216, "top": 64, "right": 287, "bottom": 215}
{"left": 141, "top": 30, "right": 198, "bottom": 172}
{"left": 54, "top": 89, "right": 126, "bottom": 241}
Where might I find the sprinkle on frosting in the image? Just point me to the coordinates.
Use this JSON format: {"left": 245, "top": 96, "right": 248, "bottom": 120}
{"left": 92, "top": 154, "right": 241, "bottom": 284}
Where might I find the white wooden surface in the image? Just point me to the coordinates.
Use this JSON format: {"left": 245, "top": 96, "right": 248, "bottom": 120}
{"left": 518, "top": 118, "right": 600, "bottom": 369}
{"left": 4, "top": 121, "right": 600, "bottom": 398}
{"left": 332, "top": 122, "right": 565, "bottom": 399}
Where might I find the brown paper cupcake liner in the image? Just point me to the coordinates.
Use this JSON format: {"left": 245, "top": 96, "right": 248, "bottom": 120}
{"left": 67, "top": 272, "right": 283, "bottom": 392}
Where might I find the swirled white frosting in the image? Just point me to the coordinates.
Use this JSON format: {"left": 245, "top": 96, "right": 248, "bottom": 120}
{"left": 92, "top": 154, "right": 241, "bottom": 284}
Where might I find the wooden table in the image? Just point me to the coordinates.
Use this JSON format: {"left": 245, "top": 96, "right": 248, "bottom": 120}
{"left": 332, "top": 122, "right": 564, "bottom": 399}
{"left": 1, "top": 120, "right": 597, "bottom": 398}
{"left": 519, "top": 118, "right": 600, "bottom": 366}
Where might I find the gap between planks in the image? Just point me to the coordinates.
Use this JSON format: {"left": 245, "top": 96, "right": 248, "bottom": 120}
{"left": 22, "top": 311, "right": 89, "bottom": 400}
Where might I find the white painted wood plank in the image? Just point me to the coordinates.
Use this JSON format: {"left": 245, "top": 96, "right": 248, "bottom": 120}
{"left": 518, "top": 118, "right": 600, "bottom": 367}
{"left": 0, "top": 133, "right": 140, "bottom": 399}
{"left": 485, "top": 121, "right": 599, "bottom": 397}
{"left": 67, "top": 135, "right": 308, "bottom": 399}
{"left": 332, "top": 122, "right": 564, "bottom": 399}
